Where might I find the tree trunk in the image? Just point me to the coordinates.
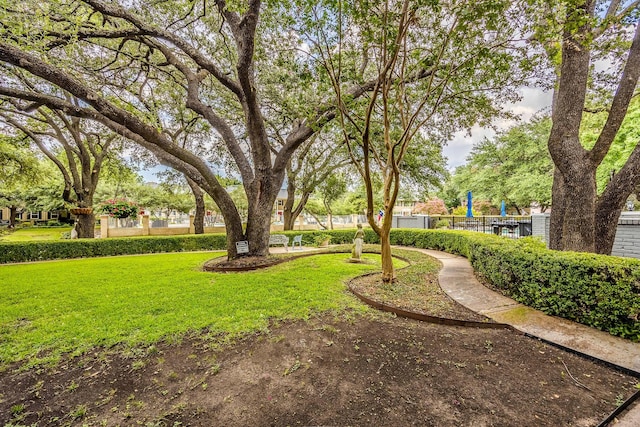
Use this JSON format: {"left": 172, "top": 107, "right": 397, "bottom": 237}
{"left": 283, "top": 179, "right": 296, "bottom": 231}
{"left": 284, "top": 192, "right": 310, "bottom": 230}
{"left": 9, "top": 206, "right": 17, "bottom": 228}
{"left": 224, "top": 218, "right": 246, "bottom": 259}
{"left": 380, "top": 228, "right": 395, "bottom": 283}
{"left": 594, "top": 203, "right": 623, "bottom": 255}
{"left": 75, "top": 213, "right": 95, "bottom": 238}
{"left": 244, "top": 202, "right": 274, "bottom": 257}
{"left": 242, "top": 175, "right": 281, "bottom": 258}
{"left": 549, "top": 164, "right": 597, "bottom": 252}
{"left": 186, "top": 177, "right": 205, "bottom": 234}
{"left": 548, "top": 168, "right": 567, "bottom": 250}
{"left": 593, "top": 153, "right": 640, "bottom": 254}
{"left": 547, "top": 5, "right": 640, "bottom": 255}
{"left": 193, "top": 195, "right": 205, "bottom": 234}
{"left": 283, "top": 208, "right": 294, "bottom": 230}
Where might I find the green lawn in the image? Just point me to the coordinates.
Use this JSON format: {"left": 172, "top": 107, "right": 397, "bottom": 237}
{"left": 0, "top": 251, "right": 403, "bottom": 369}
{"left": 0, "top": 226, "right": 73, "bottom": 242}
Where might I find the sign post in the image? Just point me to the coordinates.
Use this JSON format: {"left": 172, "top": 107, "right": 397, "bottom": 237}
{"left": 235, "top": 240, "right": 249, "bottom": 254}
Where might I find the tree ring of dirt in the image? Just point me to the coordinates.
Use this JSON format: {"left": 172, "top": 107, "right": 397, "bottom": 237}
{"left": 202, "top": 252, "right": 324, "bottom": 272}
{"left": 203, "top": 255, "right": 285, "bottom": 272}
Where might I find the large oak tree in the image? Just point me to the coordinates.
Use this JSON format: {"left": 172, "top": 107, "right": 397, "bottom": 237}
{"left": 0, "top": 0, "right": 370, "bottom": 259}
{"left": 0, "top": 88, "right": 123, "bottom": 238}
{"left": 545, "top": 0, "right": 640, "bottom": 254}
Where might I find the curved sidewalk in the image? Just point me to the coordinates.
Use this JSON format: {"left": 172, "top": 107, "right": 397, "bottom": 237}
{"left": 410, "top": 248, "right": 640, "bottom": 425}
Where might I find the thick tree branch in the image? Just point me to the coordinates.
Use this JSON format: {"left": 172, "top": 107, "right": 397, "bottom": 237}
{"left": 82, "top": 0, "right": 243, "bottom": 97}
{"left": 0, "top": 112, "right": 74, "bottom": 197}
{"left": 590, "top": 21, "right": 640, "bottom": 164}
{"left": 215, "top": 0, "right": 272, "bottom": 180}
{"left": 547, "top": 1, "right": 596, "bottom": 172}
{"left": 0, "top": 48, "right": 243, "bottom": 229}
{"left": 146, "top": 38, "right": 254, "bottom": 183}
{"left": 46, "top": 28, "right": 150, "bottom": 49}
{"left": 595, "top": 0, "right": 640, "bottom": 38}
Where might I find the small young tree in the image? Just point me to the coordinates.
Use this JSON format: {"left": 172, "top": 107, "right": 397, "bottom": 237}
{"left": 316, "top": 0, "right": 535, "bottom": 282}
{"left": 279, "top": 131, "right": 351, "bottom": 230}
{"left": 317, "top": 173, "right": 348, "bottom": 230}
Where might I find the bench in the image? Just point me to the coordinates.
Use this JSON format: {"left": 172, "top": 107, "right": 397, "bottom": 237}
{"left": 269, "top": 234, "right": 289, "bottom": 251}
{"left": 291, "top": 234, "right": 303, "bottom": 250}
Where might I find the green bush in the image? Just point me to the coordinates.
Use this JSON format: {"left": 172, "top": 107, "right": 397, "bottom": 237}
{"left": 0, "top": 234, "right": 227, "bottom": 264}
{"left": 434, "top": 219, "right": 450, "bottom": 229}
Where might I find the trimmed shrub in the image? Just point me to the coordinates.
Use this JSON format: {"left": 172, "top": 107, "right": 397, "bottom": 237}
{"left": 0, "top": 234, "right": 227, "bottom": 264}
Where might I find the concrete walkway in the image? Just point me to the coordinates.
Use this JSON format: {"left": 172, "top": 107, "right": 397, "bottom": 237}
{"left": 269, "top": 245, "right": 320, "bottom": 254}
{"left": 413, "top": 248, "right": 640, "bottom": 425}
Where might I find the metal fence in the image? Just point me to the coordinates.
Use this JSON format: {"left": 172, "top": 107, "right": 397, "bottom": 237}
{"left": 427, "top": 215, "right": 533, "bottom": 238}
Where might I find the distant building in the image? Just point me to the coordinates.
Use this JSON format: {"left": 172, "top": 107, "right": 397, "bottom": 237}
{"left": 273, "top": 189, "right": 288, "bottom": 223}
{"left": 392, "top": 199, "right": 419, "bottom": 216}
{"left": 0, "top": 208, "right": 69, "bottom": 225}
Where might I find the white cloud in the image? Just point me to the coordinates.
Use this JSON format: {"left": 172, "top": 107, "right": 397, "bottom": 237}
{"left": 443, "top": 125, "right": 495, "bottom": 169}
{"left": 443, "top": 87, "right": 553, "bottom": 170}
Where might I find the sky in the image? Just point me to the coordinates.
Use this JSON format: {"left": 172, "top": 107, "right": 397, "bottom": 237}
{"left": 442, "top": 87, "right": 554, "bottom": 170}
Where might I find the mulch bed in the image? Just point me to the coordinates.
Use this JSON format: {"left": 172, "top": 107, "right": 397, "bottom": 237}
{"left": 203, "top": 255, "right": 287, "bottom": 272}
{"left": 1, "top": 315, "right": 637, "bottom": 426}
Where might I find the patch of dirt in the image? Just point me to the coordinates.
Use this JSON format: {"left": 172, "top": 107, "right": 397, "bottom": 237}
{"left": 203, "top": 255, "right": 287, "bottom": 272}
{"left": 1, "top": 314, "right": 637, "bottom": 426}
{"left": 348, "top": 248, "right": 489, "bottom": 323}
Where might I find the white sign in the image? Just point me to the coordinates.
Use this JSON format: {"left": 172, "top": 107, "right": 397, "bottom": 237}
{"left": 235, "top": 240, "right": 249, "bottom": 254}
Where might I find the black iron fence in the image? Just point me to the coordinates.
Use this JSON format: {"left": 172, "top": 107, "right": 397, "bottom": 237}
{"left": 428, "top": 215, "right": 532, "bottom": 238}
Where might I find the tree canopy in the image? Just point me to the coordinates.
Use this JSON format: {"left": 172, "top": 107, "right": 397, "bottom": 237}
{"left": 451, "top": 116, "right": 554, "bottom": 213}
{"left": 0, "top": 0, "right": 345, "bottom": 257}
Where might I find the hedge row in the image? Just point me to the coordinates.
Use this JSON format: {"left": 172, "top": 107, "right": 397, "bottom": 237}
{"left": 2, "top": 228, "right": 638, "bottom": 340}
{"left": 0, "top": 231, "right": 359, "bottom": 264}
{"left": 0, "top": 234, "right": 228, "bottom": 263}
{"left": 386, "top": 229, "right": 640, "bottom": 341}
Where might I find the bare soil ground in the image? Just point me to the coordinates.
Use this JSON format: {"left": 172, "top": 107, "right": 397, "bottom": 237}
{"left": 1, "top": 251, "right": 638, "bottom": 426}
{"left": 1, "top": 314, "right": 637, "bottom": 426}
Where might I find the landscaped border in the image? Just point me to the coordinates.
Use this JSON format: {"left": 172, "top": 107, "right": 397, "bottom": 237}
{"left": 387, "top": 229, "right": 640, "bottom": 342}
{"left": 347, "top": 272, "right": 509, "bottom": 329}
{"left": 0, "top": 234, "right": 228, "bottom": 263}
